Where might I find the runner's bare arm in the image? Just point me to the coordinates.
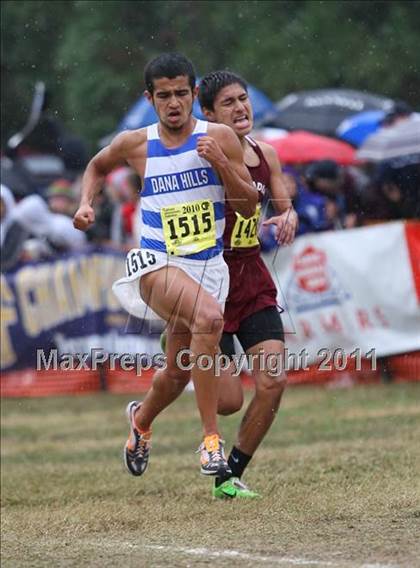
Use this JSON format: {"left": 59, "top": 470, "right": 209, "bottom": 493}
{"left": 73, "top": 131, "right": 143, "bottom": 231}
{"left": 198, "top": 124, "right": 258, "bottom": 218}
{"left": 260, "top": 142, "right": 298, "bottom": 246}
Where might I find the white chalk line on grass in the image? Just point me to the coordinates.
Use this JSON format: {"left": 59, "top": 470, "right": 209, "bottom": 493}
{"left": 84, "top": 539, "right": 399, "bottom": 568}
{"left": 146, "top": 544, "right": 330, "bottom": 565}
{"left": 143, "top": 543, "right": 398, "bottom": 568}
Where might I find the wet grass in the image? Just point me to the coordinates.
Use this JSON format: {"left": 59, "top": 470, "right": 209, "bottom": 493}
{"left": 1, "top": 383, "right": 420, "bottom": 567}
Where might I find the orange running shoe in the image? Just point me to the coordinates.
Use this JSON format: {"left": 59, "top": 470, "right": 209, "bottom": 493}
{"left": 197, "top": 434, "right": 231, "bottom": 476}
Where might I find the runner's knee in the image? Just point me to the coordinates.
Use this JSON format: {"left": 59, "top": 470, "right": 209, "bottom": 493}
{"left": 217, "top": 389, "right": 244, "bottom": 416}
{"left": 254, "top": 370, "right": 287, "bottom": 398}
{"left": 154, "top": 366, "right": 190, "bottom": 390}
{"left": 192, "top": 304, "right": 224, "bottom": 338}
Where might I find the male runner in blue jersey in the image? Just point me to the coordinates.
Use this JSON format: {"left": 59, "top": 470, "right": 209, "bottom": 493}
{"left": 73, "top": 53, "right": 258, "bottom": 479}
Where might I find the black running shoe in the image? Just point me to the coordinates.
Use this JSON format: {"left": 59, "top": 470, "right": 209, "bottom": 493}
{"left": 124, "top": 401, "right": 151, "bottom": 476}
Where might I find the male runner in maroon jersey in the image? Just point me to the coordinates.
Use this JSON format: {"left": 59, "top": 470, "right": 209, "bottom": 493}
{"left": 198, "top": 71, "right": 298, "bottom": 498}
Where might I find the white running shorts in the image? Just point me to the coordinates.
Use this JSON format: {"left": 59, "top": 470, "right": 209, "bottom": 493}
{"left": 112, "top": 248, "right": 230, "bottom": 321}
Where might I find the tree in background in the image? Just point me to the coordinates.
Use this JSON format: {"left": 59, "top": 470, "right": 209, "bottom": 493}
{"left": 2, "top": 0, "right": 419, "bottom": 153}
{"left": 1, "top": 1, "right": 75, "bottom": 146}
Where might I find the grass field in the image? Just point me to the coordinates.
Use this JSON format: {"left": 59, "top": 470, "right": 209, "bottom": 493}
{"left": 1, "top": 383, "right": 420, "bottom": 568}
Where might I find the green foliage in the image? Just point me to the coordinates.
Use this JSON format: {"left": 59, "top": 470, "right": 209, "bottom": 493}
{"left": 2, "top": 0, "right": 419, "bottom": 152}
{"left": 1, "top": 0, "right": 75, "bottom": 142}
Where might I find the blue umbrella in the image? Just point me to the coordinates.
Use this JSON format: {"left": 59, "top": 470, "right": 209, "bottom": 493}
{"left": 117, "top": 80, "right": 275, "bottom": 132}
{"left": 336, "top": 110, "right": 386, "bottom": 147}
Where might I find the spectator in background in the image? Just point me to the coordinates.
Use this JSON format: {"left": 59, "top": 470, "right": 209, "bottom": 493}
{"left": 259, "top": 165, "right": 331, "bottom": 251}
{"left": 285, "top": 166, "right": 334, "bottom": 234}
{"left": 13, "top": 194, "right": 87, "bottom": 257}
{"left": 105, "top": 166, "right": 134, "bottom": 246}
{"left": 45, "top": 178, "right": 77, "bottom": 217}
{"left": 361, "top": 160, "right": 420, "bottom": 222}
{"left": 67, "top": 173, "right": 115, "bottom": 246}
{"left": 85, "top": 184, "right": 115, "bottom": 245}
{"left": 381, "top": 100, "right": 414, "bottom": 128}
{"left": 391, "top": 160, "right": 420, "bottom": 219}
{"left": 338, "top": 166, "right": 367, "bottom": 228}
{"left": 121, "top": 171, "right": 141, "bottom": 247}
{"left": 359, "top": 101, "right": 420, "bottom": 222}
{"left": 1, "top": 184, "right": 28, "bottom": 272}
{"left": 304, "top": 159, "right": 370, "bottom": 229}
{"left": 305, "top": 160, "right": 344, "bottom": 229}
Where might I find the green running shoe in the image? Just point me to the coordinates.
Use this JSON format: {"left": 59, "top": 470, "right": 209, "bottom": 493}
{"left": 213, "top": 477, "right": 261, "bottom": 499}
{"left": 160, "top": 331, "right": 167, "bottom": 352}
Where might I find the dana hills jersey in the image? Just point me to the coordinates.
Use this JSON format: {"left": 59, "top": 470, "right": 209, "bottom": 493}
{"left": 140, "top": 119, "right": 225, "bottom": 260}
{"left": 223, "top": 137, "right": 278, "bottom": 333}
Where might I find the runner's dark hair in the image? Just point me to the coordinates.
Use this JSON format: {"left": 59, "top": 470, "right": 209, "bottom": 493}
{"left": 144, "top": 53, "right": 196, "bottom": 94}
{"left": 198, "top": 71, "right": 248, "bottom": 111}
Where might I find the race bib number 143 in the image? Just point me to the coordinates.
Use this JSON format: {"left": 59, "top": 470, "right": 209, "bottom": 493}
{"left": 231, "top": 204, "right": 261, "bottom": 248}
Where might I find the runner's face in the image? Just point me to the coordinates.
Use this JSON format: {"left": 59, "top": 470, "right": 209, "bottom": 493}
{"left": 208, "top": 83, "right": 253, "bottom": 136}
{"left": 146, "top": 76, "right": 195, "bottom": 131}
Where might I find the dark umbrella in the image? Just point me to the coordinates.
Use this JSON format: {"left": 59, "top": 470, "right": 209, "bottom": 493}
{"left": 264, "top": 89, "right": 394, "bottom": 137}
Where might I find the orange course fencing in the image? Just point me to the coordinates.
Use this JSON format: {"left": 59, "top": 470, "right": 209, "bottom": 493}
{"left": 1, "top": 351, "right": 418, "bottom": 398}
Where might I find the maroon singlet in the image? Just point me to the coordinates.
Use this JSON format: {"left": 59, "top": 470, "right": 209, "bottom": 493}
{"left": 223, "top": 137, "right": 278, "bottom": 333}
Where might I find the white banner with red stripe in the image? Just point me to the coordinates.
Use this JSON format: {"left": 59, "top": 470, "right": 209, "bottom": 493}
{"left": 265, "top": 221, "right": 420, "bottom": 364}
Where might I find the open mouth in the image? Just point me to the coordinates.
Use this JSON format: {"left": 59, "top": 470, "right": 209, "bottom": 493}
{"left": 233, "top": 115, "right": 250, "bottom": 127}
